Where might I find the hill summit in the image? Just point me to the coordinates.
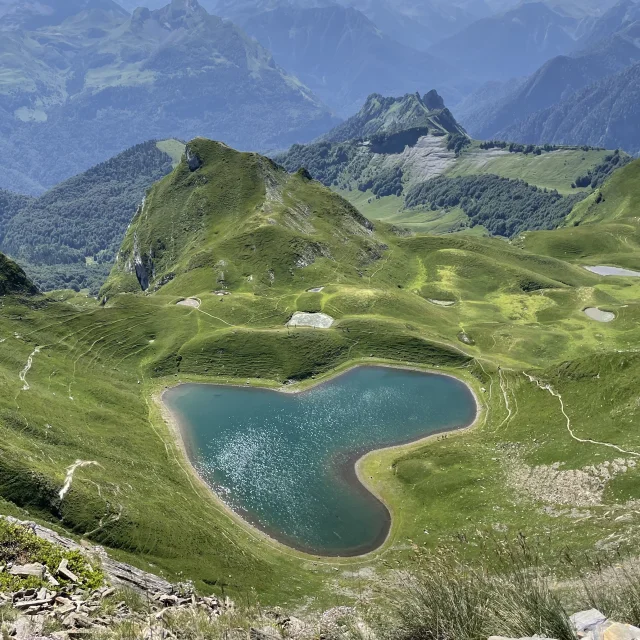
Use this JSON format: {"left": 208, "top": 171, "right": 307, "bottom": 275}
{"left": 320, "top": 90, "right": 466, "bottom": 143}
{"left": 102, "top": 139, "right": 385, "bottom": 298}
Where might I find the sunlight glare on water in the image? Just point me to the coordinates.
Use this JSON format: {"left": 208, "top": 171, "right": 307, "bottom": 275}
{"left": 164, "top": 366, "right": 476, "bottom": 555}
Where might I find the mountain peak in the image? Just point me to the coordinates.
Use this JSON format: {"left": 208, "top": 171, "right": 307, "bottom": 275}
{"left": 146, "top": 0, "right": 209, "bottom": 29}
{"left": 102, "top": 137, "right": 380, "bottom": 297}
{"left": 422, "top": 89, "right": 446, "bottom": 111}
{"left": 321, "top": 90, "right": 466, "bottom": 144}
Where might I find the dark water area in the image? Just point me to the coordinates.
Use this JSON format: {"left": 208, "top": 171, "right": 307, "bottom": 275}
{"left": 164, "top": 366, "right": 477, "bottom": 556}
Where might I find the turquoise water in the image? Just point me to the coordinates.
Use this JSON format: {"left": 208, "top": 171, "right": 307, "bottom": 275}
{"left": 164, "top": 366, "right": 476, "bottom": 556}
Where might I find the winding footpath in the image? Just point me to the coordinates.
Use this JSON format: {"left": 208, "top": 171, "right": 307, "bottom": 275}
{"left": 523, "top": 373, "right": 640, "bottom": 458}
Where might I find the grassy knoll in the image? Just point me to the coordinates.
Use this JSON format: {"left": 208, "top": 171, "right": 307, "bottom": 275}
{"left": 2, "top": 141, "right": 640, "bottom": 608}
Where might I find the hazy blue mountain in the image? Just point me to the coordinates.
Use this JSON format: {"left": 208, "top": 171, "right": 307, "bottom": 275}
{"left": 429, "top": 2, "right": 579, "bottom": 82}
{"left": 0, "top": 0, "right": 128, "bottom": 30}
{"left": 497, "top": 62, "right": 640, "bottom": 154}
{"left": 0, "top": 0, "right": 337, "bottom": 193}
{"left": 575, "top": 0, "right": 640, "bottom": 45}
{"left": 213, "top": 0, "right": 487, "bottom": 50}
{"left": 459, "top": 1, "right": 640, "bottom": 139}
{"left": 240, "top": 4, "right": 464, "bottom": 116}
{"left": 319, "top": 90, "right": 466, "bottom": 143}
{"left": 336, "top": 0, "right": 483, "bottom": 50}
{"left": 483, "top": 0, "right": 619, "bottom": 18}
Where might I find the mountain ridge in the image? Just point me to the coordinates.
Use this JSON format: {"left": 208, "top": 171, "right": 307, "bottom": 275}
{"left": 0, "top": 0, "right": 338, "bottom": 193}
{"left": 239, "top": 4, "right": 463, "bottom": 117}
{"left": 319, "top": 91, "right": 466, "bottom": 143}
{"left": 102, "top": 138, "right": 383, "bottom": 298}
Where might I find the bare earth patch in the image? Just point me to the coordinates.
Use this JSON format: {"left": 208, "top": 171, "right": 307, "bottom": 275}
{"left": 428, "top": 299, "right": 456, "bottom": 307}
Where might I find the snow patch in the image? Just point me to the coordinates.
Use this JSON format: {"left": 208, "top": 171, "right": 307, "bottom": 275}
{"left": 59, "top": 460, "right": 98, "bottom": 501}
{"left": 19, "top": 346, "right": 41, "bottom": 391}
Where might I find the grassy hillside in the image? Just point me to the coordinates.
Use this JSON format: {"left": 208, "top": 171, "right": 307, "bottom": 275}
{"left": 446, "top": 145, "right": 614, "bottom": 194}
{"left": 278, "top": 123, "right": 615, "bottom": 236}
{"left": 102, "top": 138, "right": 383, "bottom": 298}
{"left": 520, "top": 158, "right": 640, "bottom": 269}
{"left": 2, "top": 138, "right": 640, "bottom": 610}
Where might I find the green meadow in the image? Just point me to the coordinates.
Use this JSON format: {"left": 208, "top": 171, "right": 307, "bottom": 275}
{"left": 2, "top": 143, "right": 640, "bottom": 608}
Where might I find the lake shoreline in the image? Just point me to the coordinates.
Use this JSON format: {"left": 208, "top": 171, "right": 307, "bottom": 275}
{"left": 157, "top": 363, "right": 481, "bottom": 559}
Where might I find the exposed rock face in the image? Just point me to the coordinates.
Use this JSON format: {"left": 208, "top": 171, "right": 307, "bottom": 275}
{"left": 1, "top": 515, "right": 173, "bottom": 595}
{"left": 132, "top": 232, "right": 152, "bottom": 291}
{"left": 134, "top": 258, "right": 150, "bottom": 291}
{"left": 423, "top": 89, "right": 445, "bottom": 111}
{"left": 287, "top": 312, "right": 334, "bottom": 329}
{"left": 186, "top": 145, "right": 203, "bottom": 172}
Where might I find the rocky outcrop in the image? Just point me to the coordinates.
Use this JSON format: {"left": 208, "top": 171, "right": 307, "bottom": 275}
{"left": 0, "top": 516, "right": 234, "bottom": 640}
{"left": 423, "top": 89, "right": 445, "bottom": 111}
{"left": 185, "top": 144, "right": 203, "bottom": 172}
{"left": 132, "top": 232, "right": 153, "bottom": 292}
{"left": 490, "top": 608, "right": 640, "bottom": 640}
{"left": 2, "top": 516, "right": 172, "bottom": 594}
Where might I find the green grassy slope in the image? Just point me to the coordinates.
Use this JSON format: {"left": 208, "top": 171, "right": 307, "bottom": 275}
{"left": 102, "top": 139, "right": 385, "bottom": 298}
{"left": 446, "top": 146, "right": 611, "bottom": 194}
{"left": 278, "top": 126, "right": 616, "bottom": 236}
{"left": 520, "top": 159, "right": 640, "bottom": 269}
{"left": 2, "top": 140, "right": 640, "bottom": 608}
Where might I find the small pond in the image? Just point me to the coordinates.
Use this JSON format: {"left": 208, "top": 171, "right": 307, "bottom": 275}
{"left": 164, "top": 366, "right": 477, "bottom": 556}
{"left": 585, "top": 266, "right": 640, "bottom": 277}
{"left": 584, "top": 308, "right": 615, "bottom": 323}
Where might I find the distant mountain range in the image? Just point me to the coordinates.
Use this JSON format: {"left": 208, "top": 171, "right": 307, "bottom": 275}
{"left": 429, "top": 2, "right": 581, "bottom": 83}
{"left": 213, "top": 0, "right": 488, "bottom": 50}
{"left": 239, "top": 4, "right": 466, "bottom": 116}
{"left": 3, "top": 0, "right": 634, "bottom": 198}
{"left": 0, "top": 0, "right": 337, "bottom": 193}
{"left": 497, "top": 62, "right": 640, "bottom": 153}
{"left": 458, "top": 0, "right": 640, "bottom": 153}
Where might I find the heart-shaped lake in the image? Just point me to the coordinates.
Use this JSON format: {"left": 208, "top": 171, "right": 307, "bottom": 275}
{"left": 164, "top": 366, "right": 477, "bottom": 556}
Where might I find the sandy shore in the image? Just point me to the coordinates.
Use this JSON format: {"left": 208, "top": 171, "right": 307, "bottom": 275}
{"left": 156, "top": 363, "right": 482, "bottom": 559}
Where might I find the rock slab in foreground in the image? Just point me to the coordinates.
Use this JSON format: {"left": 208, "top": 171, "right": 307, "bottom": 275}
{"left": 489, "top": 609, "right": 640, "bottom": 640}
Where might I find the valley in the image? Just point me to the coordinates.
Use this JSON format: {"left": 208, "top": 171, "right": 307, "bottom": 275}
{"left": 2, "top": 1, "right": 640, "bottom": 633}
{"left": 2, "top": 138, "right": 640, "bottom": 609}
{"left": 278, "top": 92, "right": 629, "bottom": 236}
